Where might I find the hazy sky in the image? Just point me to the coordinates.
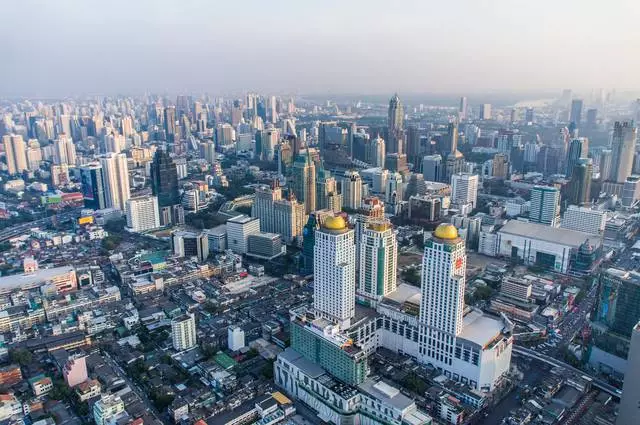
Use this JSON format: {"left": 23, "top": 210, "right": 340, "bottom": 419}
{"left": 2, "top": 0, "right": 639, "bottom": 97}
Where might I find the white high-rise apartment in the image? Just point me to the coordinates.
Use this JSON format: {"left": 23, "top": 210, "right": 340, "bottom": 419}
{"left": 105, "top": 133, "right": 126, "bottom": 154}
{"left": 99, "top": 153, "right": 130, "bottom": 211}
{"left": 342, "top": 170, "right": 363, "bottom": 210}
{"left": 26, "top": 139, "right": 42, "bottom": 171}
{"left": 451, "top": 173, "right": 479, "bottom": 209}
{"left": 126, "top": 196, "right": 160, "bottom": 232}
{"left": 529, "top": 186, "right": 561, "bottom": 227}
{"left": 357, "top": 220, "right": 397, "bottom": 306}
{"left": 53, "top": 134, "right": 77, "bottom": 165}
{"left": 2, "top": 134, "right": 27, "bottom": 175}
{"left": 171, "top": 313, "right": 197, "bottom": 351}
{"left": 226, "top": 215, "right": 260, "bottom": 254}
{"left": 313, "top": 216, "right": 356, "bottom": 329}
{"left": 561, "top": 205, "right": 606, "bottom": 234}
{"left": 273, "top": 197, "right": 306, "bottom": 243}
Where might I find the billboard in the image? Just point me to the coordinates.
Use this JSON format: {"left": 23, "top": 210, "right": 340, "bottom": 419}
{"left": 78, "top": 216, "right": 94, "bottom": 225}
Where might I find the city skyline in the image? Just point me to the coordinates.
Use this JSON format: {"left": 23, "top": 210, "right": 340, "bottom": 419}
{"left": 3, "top": 0, "right": 640, "bottom": 97}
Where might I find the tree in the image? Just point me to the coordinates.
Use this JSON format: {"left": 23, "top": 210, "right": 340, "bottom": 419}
{"left": 402, "top": 374, "right": 427, "bottom": 395}
{"left": 401, "top": 268, "right": 421, "bottom": 286}
{"left": 101, "top": 235, "right": 122, "bottom": 251}
{"left": 104, "top": 217, "right": 126, "bottom": 233}
{"left": 0, "top": 242, "right": 12, "bottom": 253}
{"left": 49, "top": 379, "right": 72, "bottom": 400}
{"left": 261, "top": 361, "right": 275, "bottom": 379}
{"left": 474, "top": 285, "right": 493, "bottom": 301}
{"left": 9, "top": 348, "right": 32, "bottom": 366}
{"left": 151, "top": 391, "right": 175, "bottom": 410}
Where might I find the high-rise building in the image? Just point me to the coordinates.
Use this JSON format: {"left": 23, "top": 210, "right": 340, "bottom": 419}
{"left": 479, "top": 104, "right": 492, "bottom": 120}
{"left": 316, "top": 168, "right": 342, "bottom": 213}
{"left": 227, "top": 325, "right": 245, "bottom": 352}
{"left": 451, "top": 173, "right": 479, "bottom": 209}
{"left": 622, "top": 175, "right": 640, "bottom": 208}
{"left": 525, "top": 107, "right": 534, "bottom": 123}
{"left": 314, "top": 216, "right": 356, "bottom": 329}
{"left": 63, "top": 352, "right": 88, "bottom": 388}
{"left": 569, "top": 99, "right": 583, "bottom": 125}
{"left": 565, "top": 137, "right": 589, "bottom": 177}
{"left": 610, "top": 121, "right": 637, "bottom": 183}
{"left": 388, "top": 94, "right": 404, "bottom": 154}
{"left": 150, "top": 149, "right": 180, "bottom": 208}
{"left": 459, "top": 96, "right": 467, "bottom": 120}
{"left": 492, "top": 153, "right": 509, "bottom": 179}
{"left": 618, "top": 321, "right": 640, "bottom": 425}
{"left": 51, "top": 164, "right": 70, "bottom": 187}
{"left": 599, "top": 149, "right": 613, "bottom": 181}
{"left": 53, "top": 134, "right": 76, "bottom": 165}
{"left": 385, "top": 172, "right": 403, "bottom": 210}
{"left": 422, "top": 154, "right": 442, "bottom": 182}
{"left": 561, "top": 205, "right": 606, "bottom": 234}
{"left": 226, "top": 215, "right": 260, "bottom": 254}
{"left": 171, "top": 313, "right": 197, "bottom": 351}
{"left": 529, "top": 186, "right": 561, "bottom": 227}
{"left": 80, "top": 163, "right": 106, "bottom": 210}
{"left": 444, "top": 151, "right": 465, "bottom": 184}
{"left": 371, "top": 135, "right": 386, "bottom": 167}
{"left": 2, "top": 134, "right": 27, "bottom": 175}
{"left": 273, "top": 195, "right": 306, "bottom": 243}
{"left": 568, "top": 158, "right": 592, "bottom": 206}
{"left": 438, "top": 122, "right": 458, "bottom": 156}
{"left": 357, "top": 220, "right": 397, "bottom": 306}
{"left": 354, "top": 197, "right": 385, "bottom": 267}
{"left": 292, "top": 153, "right": 316, "bottom": 214}
{"left": 164, "top": 106, "right": 176, "bottom": 140}
{"left": 252, "top": 185, "right": 283, "bottom": 233}
{"left": 93, "top": 394, "right": 125, "bottom": 425}
{"left": 172, "top": 230, "right": 209, "bottom": 262}
{"left": 342, "top": 170, "right": 363, "bottom": 210}
{"left": 586, "top": 108, "right": 598, "bottom": 128}
{"left": 596, "top": 268, "right": 640, "bottom": 339}
{"left": 99, "top": 153, "right": 130, "bottom": 211}
{"left": 26, "top": 139, "right": 42, "bottom": 171}
{"left": 126, "top": 196, "right": 160, "bottom": 232}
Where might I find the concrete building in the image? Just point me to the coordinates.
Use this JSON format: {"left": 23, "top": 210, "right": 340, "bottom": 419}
{"left": 171, "top": 313, "right": 197, "bottom": 351}
{"left": 273, "top": 197, "right": 306, "bottom": 243}
{"left": 62, "top": 352, "right": 88, "bottom": 388}
{"left": 93, "top": 393, "right": 125, "bottom": 425}
{"left": 252, "top": 185, "right": 282, "bottom": 234}
{"left": 292, "top": 153, "right": 316, "bottom": 214}
{"left": 622, "top": 175, "right": 640, "bottom": 207}
{"left": 529, "top": 186, "right": 561, "bottom": 227}
{"left": 2, "top": 134, "right": 27, "bottom": 175}
{"left": 314, "top": 216, "right": 356, "bottom": 329}
{"left": 206, "top": 225, "right": 227, "bottom": 253}
{"left": 422, "top": 154, "right": 442, "bottom": 182}
{"left": 561, "top": 205, "right": 606, "bottom": 234}
{"left": 451, "top": 173, "right": 478, "bottom": 209}
{"left": 126, "top": 196, "right": 160, "bottom": 232}
{"left": 357, "top": 220, "right": 397, "bottom": 307}
{"left": 610, "top": 121, "right": 637, "bottom": 183}
{"left": 228, "top": 325, "right": 246, "bottom": 351}
{"left": 227, "top": 215, "right": 260, "bottom": 254}
{"left": 342, "top": 170, "right": 363, "bottom": 210}
{"left": 99, "top": 153, "right": 130, "bottom": 211}
{"left": 247, "top": 232, "right": 285, "bottom": 260}
{"left": 172, "top": 231, "right": 209, "bottom": 262}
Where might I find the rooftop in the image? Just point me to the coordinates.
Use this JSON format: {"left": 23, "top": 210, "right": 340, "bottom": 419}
{"left": 359, "top": 379, "right": 415, "bottom": 412}
{"left": 457, "top": 309, "right": 507, "bottom": 348}
{"left": 0, "top": 266, "right": 75, "bottom": 292}
{"left": 228, "top": 214, "right": 258, "bottom": 225}
{"left": 499, "top": 220, "right": 600, "bottom": 248}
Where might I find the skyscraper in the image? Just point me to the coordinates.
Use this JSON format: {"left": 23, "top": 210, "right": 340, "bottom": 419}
{"left": 126, "top": 196, "right": 160, "bottom": 232}
{"left": 565, "top": 137, "right": 589, "bottom": 177}
{"left": 479, "top": 104, "right": 492, "bottom": 120}
{"left": 371, "top": 135, "right": 386, "bottom": 167}
{"left": 618, "top": 321, "right": 640, "bottom": 425}
{"left": 313, "top": 216, "right": 355, "bottom": 329}
{"left": 316, "top": 168, "right": 341, "bottom": 213}
{"left": 357, "top": 220, "right": 397, "bottom": 306}
{"left": 251, "top": 185, "right": 283, "bottom": 233}
{"left": 492, "top": 153, "right": 509, "bottom": 179}
{"left": 422, "top": 154, "right": 442, "bottom": 182}
{"left": 586, "top": 108, "right": 598, "bottom": 128}
{"left": 99, "top": 153, "right": 130, "bottom": 211}
{"left": 599, "top": 149, "right": 613, "bottom": 181}
{"left": 164, "top": 106, "right": 176, "bottom": 141}
{"left": 342, "top": 170, "right": 363, "bottom": 210}
{"left": 171, "top": 313, "right": 197, "bottom": 351}
{"left": 273, "top": 195, "right": 306, "bottom": 243}
{"left": 150, "top": 149, "right": 180, "bottom": 208}
{"left": 438, "top": 122, "right": 458, "bottom": 156}
{"left": 529, "top": 186, "right": 561, "bottom": 227}
{"left": 419, "top": 224, "right": 467, "bottom": 365}
{"left": 610, "top": 121, "right": 637, "bottom": 183}
{"left": 569, "top": 99, "right": 583, "bottom": 125}
{"left": 292, "top": 153, "right": 316, "bottom": 214}
{"left": 53, "top": 134, "right": 77, "bottom": 165}
{"left": 388, "top": 94, "right": 404, "bottom": 154}
{"left": 451, "top": 173, "right": 479, "bottom": 209}
{"left": 2, "top": 134, "right": 27, "bottom": 175}
{"left": 459, "top": 96, "right": 467, "bottom": 120}
{"left": 568, "top": 158, "right": 592, "bottom": 206}
{"left": 80, "top": 163, "right": 106, "bottom": 210}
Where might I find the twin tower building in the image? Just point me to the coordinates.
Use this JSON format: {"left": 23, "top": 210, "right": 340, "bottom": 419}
{"left": 274, "top": 218, "right": 514, "bottom": 425}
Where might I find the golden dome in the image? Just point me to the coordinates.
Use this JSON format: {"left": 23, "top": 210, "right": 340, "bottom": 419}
{"left": 434, "top": 223, "right": 458, "bottom": 240}
{"left": 324, "top": 216, "right": 347, "bottom": 230}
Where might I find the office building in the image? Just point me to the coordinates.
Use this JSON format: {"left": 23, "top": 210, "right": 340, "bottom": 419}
{"left": 80, "top": 163, "right": 107, "bottom": 210}
{"left": 586, "top": 108, "right": 598, "bottom": 128}
{"left": 422, "top": 154, "right": 442, "bottom": 182}
{"left": 292, "top": 153, "right": 316, "bottom": 214}
{"left": 565, "top": 137, "right": 589, "bottom": 177}
{"left": 479, "top": 104, "right": 491, "bottom": 120}
{"left": 492, "top": 153, "right": 509, "bottom": 179}
{"left": 618, "top": 321, "right": 640, "bottom": 425}
{"left": 568, "top": 158, "right": 592, "bottom": 206}
{"left": 205, "top": 225, "right": 227, "bottom": 253}
{"left": 126, "top": 196, "right": 160, "bottom": 232}
{"left": 247, "top": 232, "right": 285, "bottom": 260}
{"left": 26, "top": 139, "right": 42, "bottom": 171}
{"left": 444, "top": 151, "right": 465, "bottom": 184}
{"left": 316, "top": 168, "right": 342, "bottom": 213}
{"left": 53, "top": 134, "right": 76, "bottom": 165}
{"left": 314, "top": 216, "right": 356, "bottom": 329}
{"left": 529, "top": 186, "right": 561, "bottom": 227}
{"left": 172, "top": 230, "right": 209, "bottom": 262}
{"left": 388, "top": 94, "right": 404, "bottom": 154}
{"left": 357, "top": 220, "right": 397, "bottom": 306}
{"left": 622, "top": 175, "right": 640, "bottom": 207}
{"left": 252, "top": 185, "right": 283, "bottom": 234}
{"left": 451, "top": 173, "right": 478, "bottom": 209}
{"left": 596, "top": 268, "right": 640, "bottom": 339}
{"left": 561, "top": 205, "right": 606, "bottom": 234}
{"left": 93, "top": 393, "right": 126, "bottom": 425}
{"left": 151, "top": 149, "right": 180, "bottom": 208}
{"left": 371, "top": 135, "right": 386, "bottom": 167}
{"left": 164, "top": 106, "right": 176, "bottom": 140}
{"left": 610, "top": 121, "right": 637, "bottom": 183}
{"left": 51, "top": 164, "right": 70, "bottom": 187}
{"left": 569, "top": 99, "right": 583, "bottom": 125}
{"left": 171, "top": 313, "right": 197, "bottom": 351}
{"left": 273, "top": 196, "right": 306, "bottom": 243}
{"left": 2, "top": 134, "right": 27, "bottom": 175}
{"left": 459, "top": 96, "right": 467, "bottom": 120}
{"left": 227, "top": 215, "right": 260, "bottom": 254}
{"left": 99, "top": 153, "right": 130, "bottom": 211}
{"left": 228, "top": 325, "right": 245, "bottom": 351}
{"left": 599, "top": 149, "right": 613, "bottom": 181}
{"left": 385, "top": 172, "right": 403, "bottom": 208}
{"left": 342, "top": 170, "right": 363, "bottom": 210}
